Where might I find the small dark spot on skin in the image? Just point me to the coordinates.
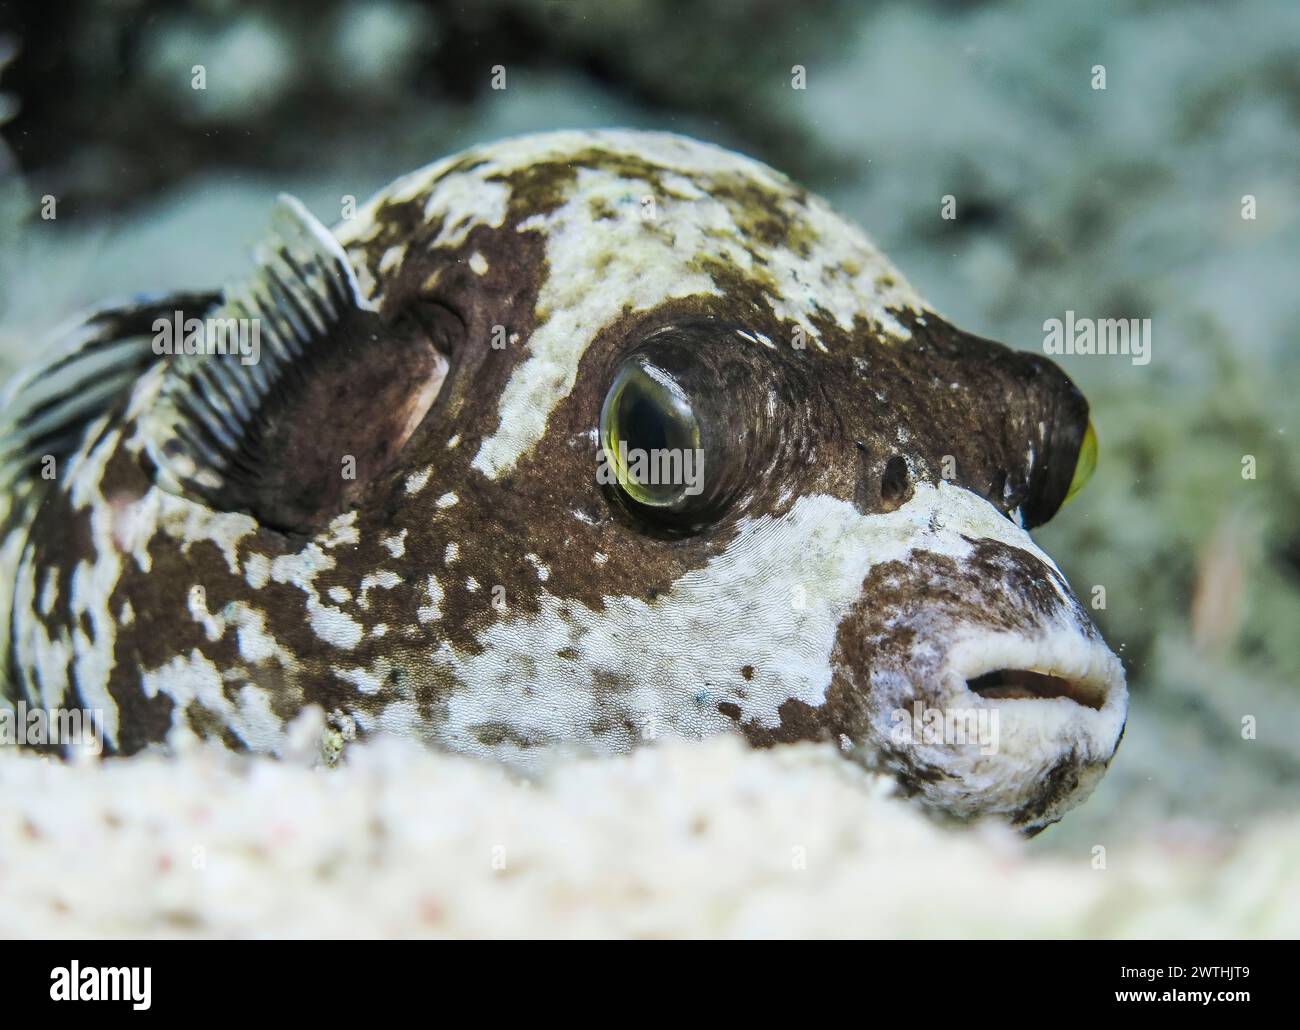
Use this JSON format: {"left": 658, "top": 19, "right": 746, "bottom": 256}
{"left": 473, "top": 722, "right": 538, "bottom": 748}
{"left": 386, "top": 668, "right": 413, "bottom": 697}
{"left": 880, "top": 455, "right": 912, "bottom": 510}
{"left": 556, "top": 647, "right": 579, "bottom": 660}
{"left": 741, "top": 665, "right": 754, "bottom": 680}
{"left": 718, "top": 701, "right": 742, "bottom": 721}
{"left": 592, "top": 669, "right": 633, "bottom": 694}
{"left": 220, "top": 726, "right": 247, "bottom": 752}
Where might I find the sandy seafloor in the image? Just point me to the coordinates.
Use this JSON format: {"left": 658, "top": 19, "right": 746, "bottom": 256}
{"left": 3, "top": 733, "right": 1298, "bottom": 938}
{"left": 0, "top": 0, "right": 1298, "bottom": 936}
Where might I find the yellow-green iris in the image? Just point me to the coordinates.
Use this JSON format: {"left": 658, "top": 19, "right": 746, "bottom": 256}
{"left": 600, "top": 361, "right": 701, "bottom": 507}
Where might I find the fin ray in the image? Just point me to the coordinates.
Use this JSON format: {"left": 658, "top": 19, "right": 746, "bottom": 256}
{"left": 0, "top": 291, "right": 220, "bottom": 486}
{"left": 143, "top": 194, "right": 386, "bottom": 527}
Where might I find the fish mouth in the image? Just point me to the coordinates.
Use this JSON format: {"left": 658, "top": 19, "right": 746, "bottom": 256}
{"left": 966, "top": 667, "right": 1106, "bottom": 710}
{"left": 902, "top": 628, "right": 1130, "bottom": 828}
{"left": 945, "top": 629, "right": 1123, "bottom": 717}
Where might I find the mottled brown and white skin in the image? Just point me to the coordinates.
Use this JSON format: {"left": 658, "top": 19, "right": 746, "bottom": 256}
{"left": 0, "top": 130, "right": 1126, "bottom": 830}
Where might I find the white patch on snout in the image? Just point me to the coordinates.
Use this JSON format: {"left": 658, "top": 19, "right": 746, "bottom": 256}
{"left": 233, "top": 603, "right": 290, "bottom": 667}
{"left": 425, "top": 482, "right": 1093, "bottom": 776}
{"left": 187, "top": 583, "right": 225, "bottom": 642}
{"left": 416, "top": 575, "right": 444, "bottom": 623}
{"left": 525, "top": 553, "right": 550, "bottom": 581}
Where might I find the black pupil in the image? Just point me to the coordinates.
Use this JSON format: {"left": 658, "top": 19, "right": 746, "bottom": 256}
{"left": 622, "top": 390, "right": 673, "bottom": 453}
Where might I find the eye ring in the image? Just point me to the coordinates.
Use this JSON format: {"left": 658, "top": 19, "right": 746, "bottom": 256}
{"left": 596, "top": 319, "right": 783, "bottom": 531}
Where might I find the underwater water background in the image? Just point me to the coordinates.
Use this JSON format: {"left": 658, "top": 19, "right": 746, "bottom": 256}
{"left": 0, "top": 0, "right": 1296, "bottom": 852}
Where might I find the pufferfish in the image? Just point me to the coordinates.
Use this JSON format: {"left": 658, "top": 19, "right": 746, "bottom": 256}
{"left": 0, "top": 129, "right": 1126, "bottom": 830}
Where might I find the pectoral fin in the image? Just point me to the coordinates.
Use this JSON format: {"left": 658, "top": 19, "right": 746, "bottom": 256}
{"left": 0, "top": 290, "right": 219, "bottom": 489}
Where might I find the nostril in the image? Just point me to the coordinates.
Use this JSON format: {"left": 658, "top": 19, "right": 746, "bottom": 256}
{"left": 967, "top": 669, "right": 1105, "bottom": 710}
{"left": 880, "top": 455, "right": 911, "bottom": 510}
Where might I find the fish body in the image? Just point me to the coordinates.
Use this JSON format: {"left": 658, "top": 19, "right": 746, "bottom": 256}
{"left": 0, "top": 130, "right": 1125, "bottom": 829}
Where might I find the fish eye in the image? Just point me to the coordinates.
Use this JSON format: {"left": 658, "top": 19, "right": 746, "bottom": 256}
{"left": 1062, "top": 419, "right": 1098, "bottom": 507}
{"left": 597, "top": 320, "right": 775, "bottom": 530}
{"left": 600, "top": 358, "right": 704, "bottom": 511}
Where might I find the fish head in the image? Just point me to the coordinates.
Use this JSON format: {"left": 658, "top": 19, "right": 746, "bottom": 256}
{"left": 4, "top": 131, "right": 1124, "bottom": 831}
{"left": 328, "top": 131, "right": 1125, "bottom": 830}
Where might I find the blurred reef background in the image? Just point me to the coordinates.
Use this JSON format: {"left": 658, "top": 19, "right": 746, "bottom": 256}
{"left": 0, "top": 0, "right": 1297, "bottom": 863}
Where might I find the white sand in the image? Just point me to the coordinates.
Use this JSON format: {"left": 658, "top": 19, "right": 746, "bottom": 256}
{"left": 2, "top": 728, "right": 1295, "bottom": 939}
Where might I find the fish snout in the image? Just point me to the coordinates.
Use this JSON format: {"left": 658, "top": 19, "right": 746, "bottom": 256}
{"left": 832, "top": 491, "right": 1128, "bottom": 830}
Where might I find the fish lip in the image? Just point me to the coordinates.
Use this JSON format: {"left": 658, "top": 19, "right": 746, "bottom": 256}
{"left": 934, "top": 626, "right": 1130, "bottom": 783}
{"left": 887, "top": 626, "right": 1131, "bottom": 828}
{"left": 944, "top": 629, "right": 1125, "bottom": 713}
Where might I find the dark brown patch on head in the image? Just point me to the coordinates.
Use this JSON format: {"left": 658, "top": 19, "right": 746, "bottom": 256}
{"left": 737, "top": 697, "right": 838, "bottom": 748}
{"left": 1012, "top": 750, "right": 1084, "bottom": 830}
{"left": 700, "top": 171, "right": 813, "bottom": 256}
